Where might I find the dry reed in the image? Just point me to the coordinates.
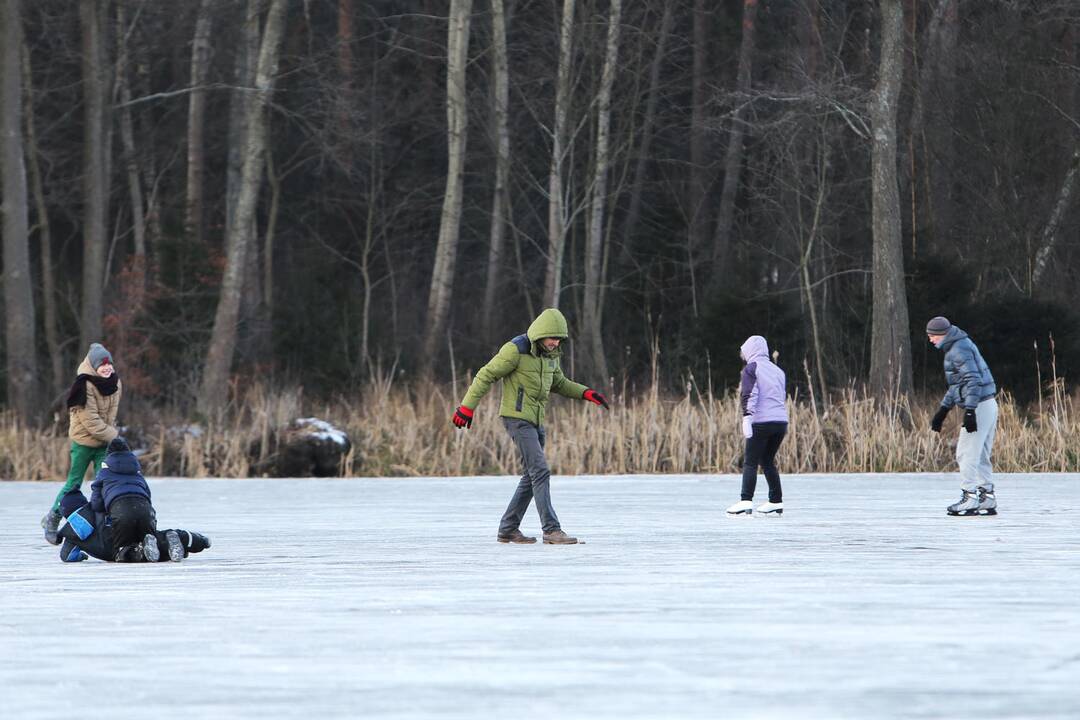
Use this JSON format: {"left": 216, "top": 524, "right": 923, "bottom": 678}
{"left": 2, "top": 378, "right": 1077, "bottom": 481}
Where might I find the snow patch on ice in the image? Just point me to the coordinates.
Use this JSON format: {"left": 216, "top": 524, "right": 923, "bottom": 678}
{"left": 294, "top": 417, "right": 349, "bottom": 447}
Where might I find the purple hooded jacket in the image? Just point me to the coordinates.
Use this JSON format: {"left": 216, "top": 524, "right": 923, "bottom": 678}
{"left": 739, "top": 336, "right": 788, "bottom": 424}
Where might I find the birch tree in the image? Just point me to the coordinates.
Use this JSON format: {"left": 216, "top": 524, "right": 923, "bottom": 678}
{"left": 582, "top": 0, "right": 621, "bottom": 382}
{"left": 198, "top": 0, "right": 287, "bottom": 414}
{"left": 420, "top": 0, "right": 472, "bottom": 376}
{"left": 868, "top": 0, "right": 913, "bottom": 398}
{"left": 542, "top": 0, "right": 575, "bottom": 308}
{"left": 2, "top": 0, "right": 39, "bottom": 420}
{"left": 184, "top": 0, "right": 214, "bottom": 246}
{"left": 482, "top": 0, "right": 511, "bottom": 343}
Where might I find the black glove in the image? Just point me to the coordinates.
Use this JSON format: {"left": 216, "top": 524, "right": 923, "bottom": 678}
{"left": 930, "top": 406, "right": 950, "bottom": 433}
{"left": 963, "top": 408, "right": 978, "bottom": 433}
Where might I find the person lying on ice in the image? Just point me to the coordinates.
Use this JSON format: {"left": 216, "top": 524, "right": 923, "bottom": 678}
{"left": 42, "top": 343, "right": 122, "bottom": 545}
{"left": 451, "top": 308, "right": 609, "bottom": 545}
{"left": 56, "top": 437, "right": 211, "bottom": 563}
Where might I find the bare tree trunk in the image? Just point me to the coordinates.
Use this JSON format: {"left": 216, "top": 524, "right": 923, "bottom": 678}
{"left": 21, "top": 40, "right": 64, "bottom": 398}
{"left": 115, "top": 3, "right": 146, "bottom": 295}
{"left": 2, "top": 0, "right": 39, "bottom": 422}
{"left": 1031, "top": 147, "right": 1080, "bottom": 288}
{"left": 78, "top": 0, "right": 111, "bottom": 351}
{"left": 184, "top": 0, "right": 214, "bottom": 246}
{"left": 198, "top": 0, "right": 287, "bottom": 414}
{"left": 583, "top": 0, "right": 621, "bottom": 383}
{"left": 482, "top": 0, "right": 511, "bottom": 344}
{"left": 710, "top": 0, "right": 760, "bottom": 286}
{"left": 420, "top": 0, "right": 472, "bottom": 377}
{"left": 688, "top": 0, "right": 708, "bottom": 257}
{"left": 264, "top": 142, "right": 280, "bottom": 314}
{"left": 868, "top": 0, "right": 913, "bottom": 398}
{"left": 542, "top": 0, "right": 576, "bottom": 308}
{"left": 619, "top": 1, "right": 672, "bottom": 269}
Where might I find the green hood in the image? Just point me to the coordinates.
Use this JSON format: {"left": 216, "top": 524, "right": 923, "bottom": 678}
{"left": 527, "top": 308, "right": 569, "bottom": 343}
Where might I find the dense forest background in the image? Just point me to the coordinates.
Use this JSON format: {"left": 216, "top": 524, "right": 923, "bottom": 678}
{"left": 2, "top": 0, "right": 1079, "bottom": 426}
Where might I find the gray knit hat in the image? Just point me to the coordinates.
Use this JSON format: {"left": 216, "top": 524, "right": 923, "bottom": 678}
{"left": 925, "top": 316, "right": 952, "bottom": 335}
{"left": 87, "top": 343, "right": 113, "bottom": 369}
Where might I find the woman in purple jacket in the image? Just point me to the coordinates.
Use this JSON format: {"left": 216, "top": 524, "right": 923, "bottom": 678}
{"left": 727, "top": 335, "right": 788, "bottom": 516}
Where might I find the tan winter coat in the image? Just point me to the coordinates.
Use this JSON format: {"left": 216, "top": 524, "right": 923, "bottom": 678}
{"left": 68, "top": 356, "right": 122, "bottom": 447}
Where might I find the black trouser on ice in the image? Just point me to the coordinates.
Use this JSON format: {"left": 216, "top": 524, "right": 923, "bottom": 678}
{"left": 741, "top": 422, "right": 787, "bottom": 503}
{"left": 499, "top": 418, "right": 560, "bottom": 534}
{"left": 108, "top": 495, "right": 177, "bottom": 562}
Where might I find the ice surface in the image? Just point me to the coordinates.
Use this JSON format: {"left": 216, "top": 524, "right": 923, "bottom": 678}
{"left": 2, "top": 473, "right": 1079, "bottom": 719}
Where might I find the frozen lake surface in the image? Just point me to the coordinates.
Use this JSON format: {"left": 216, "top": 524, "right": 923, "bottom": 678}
{"left": 2, "top": 473, "right": 1079, "bottom": 719}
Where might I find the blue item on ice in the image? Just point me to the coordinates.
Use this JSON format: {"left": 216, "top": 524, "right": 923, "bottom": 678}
{"left": 936, "top": 326, "right": 996, "bottom": 410}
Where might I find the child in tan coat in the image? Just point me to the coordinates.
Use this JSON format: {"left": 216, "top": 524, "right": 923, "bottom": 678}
{"left": 42, "top": 343, "right": 123, "bottom": 544}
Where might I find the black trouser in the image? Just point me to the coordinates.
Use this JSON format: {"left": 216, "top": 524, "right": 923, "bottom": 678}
{"left": 109, "top": 495, "right": 178, "bottom": 562}
{"left": 741, "top": 422, "right": 787, "bottom": 503}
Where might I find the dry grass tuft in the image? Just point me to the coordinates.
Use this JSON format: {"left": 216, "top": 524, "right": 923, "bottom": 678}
{"left": 2, "top": 377, "right": 1077, "bottom": 481}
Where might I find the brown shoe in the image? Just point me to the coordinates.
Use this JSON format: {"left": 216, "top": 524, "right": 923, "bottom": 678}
{"left": 497, "top": 529, "right": 537, "bottom": 544}
{"left": 542, "top": 529, "right": 579, "bottom": 545}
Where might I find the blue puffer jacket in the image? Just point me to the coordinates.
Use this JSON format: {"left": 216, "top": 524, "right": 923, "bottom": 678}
{"left": 89, "top": 450, "right": 151, "bottom": 513}
{"left": 936, "top": 326, "right": 996, "bottom": 410}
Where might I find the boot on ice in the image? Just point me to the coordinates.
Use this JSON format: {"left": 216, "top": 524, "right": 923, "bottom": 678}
{"left": 978, "top": 483, "right": 997, "bottom": 515}
{"left": 946, "top": 489, "right": 980, "bottom": 516}
{"left": 726, "top": 500, "right": 753, "bottom": 515}
{"left": 497, "top": 529, "right": 537, "bottom": 544}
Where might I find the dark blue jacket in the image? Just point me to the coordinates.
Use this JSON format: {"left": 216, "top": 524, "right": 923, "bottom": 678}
{"left": 937, "top": 326, "right": 996, "bottom": 410}
{"left": 90, "top": 450, "right": 151, "bottom": 513}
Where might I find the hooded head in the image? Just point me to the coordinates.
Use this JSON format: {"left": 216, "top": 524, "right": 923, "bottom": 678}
{"left": 740, "top": 335, "right": 769, "bottom": 363}
{"left": 107, "top": 436, "right": 130, "bottom": 454}
{"left": 87, "top": 343, "right": 113, "bottom": 370}
{"left": 527, "top": 308, "right": 570, "bottom": 344}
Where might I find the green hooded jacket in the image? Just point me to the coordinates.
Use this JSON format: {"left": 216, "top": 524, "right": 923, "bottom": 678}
{"left": 461, "top": 308, "right": 588, "bottom": 427}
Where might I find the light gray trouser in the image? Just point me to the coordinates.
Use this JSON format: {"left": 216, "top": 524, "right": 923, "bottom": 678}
{"left": 499, "top": 418, "right": 560, "bottom": 534}
{"left": 956, "top": 397, "right": 998, "bottom": 492}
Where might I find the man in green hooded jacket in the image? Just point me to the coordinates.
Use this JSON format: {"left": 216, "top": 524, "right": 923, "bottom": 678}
{"left": 452, "top": 308, "right": 609, "bottom": 544}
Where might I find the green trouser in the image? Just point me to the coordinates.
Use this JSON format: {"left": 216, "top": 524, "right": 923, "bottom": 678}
{"left": 52, "top": 442, "right": 108, "bottom": 511}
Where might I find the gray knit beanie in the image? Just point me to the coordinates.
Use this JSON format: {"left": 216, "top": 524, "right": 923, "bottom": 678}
{"left": 925, "top": 316, "right": 952, "bottom": 335}
{"left": 87, "top": 343, "right": 113, "bottom": 369}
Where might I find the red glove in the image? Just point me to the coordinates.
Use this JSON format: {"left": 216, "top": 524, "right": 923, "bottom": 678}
{"left": 452, "top": 405, "right": 474, "bottom": 428}
{"left": 583, "top": 389, "right": 609, "bottom": 410}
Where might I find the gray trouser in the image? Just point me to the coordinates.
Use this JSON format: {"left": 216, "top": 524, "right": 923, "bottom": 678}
{"left": 499, "top": 418, "right": 561, "bottom": 534}
{"left": 956, "top": 397, "right": 998, "bottom": 492}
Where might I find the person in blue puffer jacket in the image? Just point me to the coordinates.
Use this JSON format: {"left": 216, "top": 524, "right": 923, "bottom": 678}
{"left": 56, "top": 437, "right": 211, "bottom": 563}
{"left": 926, "top": 316, "right": 999, "bottom": 517}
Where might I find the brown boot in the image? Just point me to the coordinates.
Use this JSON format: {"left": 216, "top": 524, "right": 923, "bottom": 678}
{"left": 542, "top": 529, "right": 579, "bottom": 545}
{"left": 497, "top": 529, "right": 537, "bottom": 544}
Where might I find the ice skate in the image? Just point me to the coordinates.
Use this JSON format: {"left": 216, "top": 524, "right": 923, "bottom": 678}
{"left": 977, "top": 484, "right": 997, "bottom": 516}
{"left": 726, "top": 500, "right": 753, "bottom": 515}
{"left": 165, "top": 530, "right": 185, "bottom": 562}
{"left": 497, "top": 529, "right": 537, "bottom": 544}
{"left": 140, "top": 533, "right": 161, "bottom": 562}
{"left": 180, "top": 530, "right": 211, "bottom": 553}
{"left": 42, "top": 510, "right": 62, "bottom": 546}
{"left": 757, "top": 501, "right": 784, "bottom": 516}
{"left": 542, "top": 529, "right": 579, "bottom": 545}
{"left": 946, "top": 489, "right": 980, "bottom": 516}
